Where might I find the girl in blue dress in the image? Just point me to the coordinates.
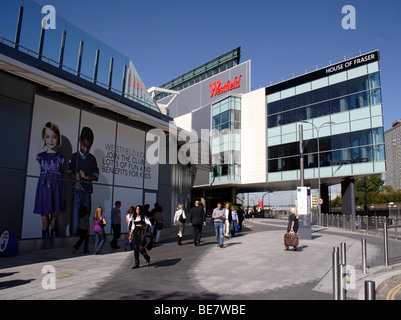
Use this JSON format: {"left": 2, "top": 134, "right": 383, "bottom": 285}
{"left": 33, "top": 122, "right": 65, "bottom": 238}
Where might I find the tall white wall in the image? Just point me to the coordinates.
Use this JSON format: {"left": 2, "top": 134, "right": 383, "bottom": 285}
{"left": 241, "top": 88, "right": 267, "bottom": 184}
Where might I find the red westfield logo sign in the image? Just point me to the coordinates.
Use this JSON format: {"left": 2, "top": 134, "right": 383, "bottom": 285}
{"left": 209, "top": 75, "right": 242, "bottom": 98}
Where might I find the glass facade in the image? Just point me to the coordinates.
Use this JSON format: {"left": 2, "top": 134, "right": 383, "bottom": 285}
{"left": 268, "top": 128, "right": 385, "bottom": 173}
{"left": 266, "top": 57, "right": 385, "bottom": 181}
{"left": 0, "top": 0, "right": 159, "bottom": 111}
{"left": 211, "top": 96, "right": 241, "bottom": 182}
{"left": 268, "top": 72, "right": 381, "bottom": 128}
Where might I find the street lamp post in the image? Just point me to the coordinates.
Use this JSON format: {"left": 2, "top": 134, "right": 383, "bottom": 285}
{"left": 301, "top": 120, "right": 335, "bottom": 226}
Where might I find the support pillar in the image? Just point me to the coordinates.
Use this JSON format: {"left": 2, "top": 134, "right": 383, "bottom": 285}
{"left": 321, "top": 184, "right": 329, "bottom": 214}
{"left": 341, "top": 178, "right": 356, "bottom": 217}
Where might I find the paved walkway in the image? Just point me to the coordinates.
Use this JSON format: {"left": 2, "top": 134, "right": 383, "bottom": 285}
{"left": 0, "top": 218, "right": 400, "bottom": 301}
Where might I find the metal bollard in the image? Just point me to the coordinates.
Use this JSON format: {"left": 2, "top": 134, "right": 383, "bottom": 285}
{"left": 362, "top": 239, "right": 367, "bottom": 274}
{"left": 384, "top": 222, "right": 389, "bottom": 267}
{"left": 332, "top": 247, "right": 340, "bottom": 300}
{"left": 365, "top": 281, "right": 376, "bottom": 300}
{"left": 341, "top": 242, "right": 347, "bottom": 266}
{"left": 339, "top": 264, "right": 347, "bottom": 300}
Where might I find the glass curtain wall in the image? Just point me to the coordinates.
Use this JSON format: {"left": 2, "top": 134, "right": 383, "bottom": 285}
{"left": 211, "top": 96, "right": 241, "bottom": 182}
{"left": 0, "top": 0, "right": 158, "bottom": 111}
{"left": 267, "top": 72, "right": 381, "bottom": 128}
{"left": 268, "top": 128, "right": 385, "bottom": 173}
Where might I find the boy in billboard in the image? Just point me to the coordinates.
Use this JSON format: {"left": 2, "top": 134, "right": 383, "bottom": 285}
{"left": 68, "top": 127, "right": 99, "bottom": 236}
{"left": 34, "top": 122, "right": 65, "bottom": 238}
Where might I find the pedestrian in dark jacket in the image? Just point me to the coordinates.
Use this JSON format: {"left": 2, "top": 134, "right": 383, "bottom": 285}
{"left": 189, "top": 200, "right": 206, "bottom": 246}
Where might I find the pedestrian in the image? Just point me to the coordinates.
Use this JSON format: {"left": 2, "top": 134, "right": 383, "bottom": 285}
{"left": 238, "top": 206, "right": 245, "bottom": 232}
{"left": 129, "top": 205, "right": 151, "bottom": 269}
{"left": 154, "top": 205, "right": 164, "bottom": 243}
{"left": 173, "top": 204, "right": 186, "bottom": 245}
{"left": 94, "top": 206, "right": 106, "bottom": 255}
{"left": 110, "top": 201, "right": 121, "bottom": 249}
{"left": 212, "top": 203, "right": 226, "bottom": 248}
{"left": 223, "top": 203, "right": 232, "bottom": 239}
{"left": 189, "top": 200, "right": 206, "bottom": 246}
{"left": 72, "top": 205, "right": 90, "bottom": 254}
{"left": 230, "top": 206, "right": 239, "bottom": 237}
{"left": 124, "top": 206, "right": 135, "bottom": 251}
{"left": 284, "top": 207, "right": 299, "bottom": 251}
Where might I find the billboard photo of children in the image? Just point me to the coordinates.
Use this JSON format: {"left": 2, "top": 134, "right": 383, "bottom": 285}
{"left": 68, "top": 126, "right": 99, "bottom": 236}
{"left": 33, "top": 122, "right": 65, "bottom": 238}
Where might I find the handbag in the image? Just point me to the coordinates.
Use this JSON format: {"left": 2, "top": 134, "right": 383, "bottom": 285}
{"left": 98, "top": 217, "right": 105, "bottom": 229}
{"left": 179, "top": 211, "right": 186, "bottom": 224}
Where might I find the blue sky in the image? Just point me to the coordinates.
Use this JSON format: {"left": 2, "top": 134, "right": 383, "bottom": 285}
{"left": 29, "top": 0, "right": 401, "bottom": 131}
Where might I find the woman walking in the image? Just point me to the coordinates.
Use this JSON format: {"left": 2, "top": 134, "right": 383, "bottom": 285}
{"left": 284, "top": 207, "right": 299, "bottom": 251}
{"left": 129, "top": 205, "right": 151, "bottom": 269}
{"left": 94, "top": 207, "right": 106, "bottom": 255}
{"left": 173, "top": 204, "right": 186, "bottom": 245}
{"left": 124, "top": 206, "right": 135, "bottom": 251}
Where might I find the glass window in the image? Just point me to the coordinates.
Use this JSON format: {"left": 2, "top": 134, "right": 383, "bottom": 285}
{"left": 268, "top": 101, "right": 281, "bottom": 115}
{"left": 220, "top": 110, "right": 230, "bottom": 124}
{"left": 369, "top": 72, "right": 381, "bottom": 89}
{"left": 281, "top": 96, "right": 296, "bottom": 112}
{"left": 304, "top": 139, "right": 317, "bottom": 154}
{"left": 296, "top": 107, "right": 307, "bottom": 121}
{"left": 332, "top": 132, "right": 351, "bottom": 150}
{"left": 320, "top": 151, "right": 333, "bottom": 167}
{"left": 370, "top": 89, "right": 382, "bottom": 105}
{"left": 212, "top": 115, "right": 220, "bottom": 128}
{"left": 330, "top": 81, "right": 348, "bottom": 99}
{"left": 282, "top": 156, "right": 300, "bottom": 171}
{"left": 268, "top": 159, "right": 279, "bottom": 172}
{"left": 312, "top": 87, "right": 329, "bottom": 103}
{"left": 348, "top": 75, "right": 368, "bottom": 94}
{"left": 319, "top": 136, "right": 332, "bottom": 152}
{"left": 373, "top": 144, "right": 385, "bottom": 161}
{"left": 268, "top": 114, "right": 279, "bottom": 128}
{"left": 349, "top": 91, "right": 370, "bottom": 109}
{"left": 221, "top": 164, "right": 229, "bottom": 176}
{"left": 372, "top": 127, "right": 384, "bottom": 144}
{"left": 351, "top": 129, "right": 371, "bottom": 147}
{"left": 351, "top": 146, "right": 372, "bottom": 163}
{"left": 296, "top": 91, "right": 312, "bottom": 108}
{"left": 313, "top": 101, "right": 331, "bottom": 118}
{"left": 304, "top": 154, "right": 318, "bottom": 169}
{"left": 233, "top": 109, "right": 241, "bottom": 122}
{"left": 281, "top": 110, "right": 297, "bottom": 125}
{"left": 330, "top": 96, "right": 349, "bottom": 114}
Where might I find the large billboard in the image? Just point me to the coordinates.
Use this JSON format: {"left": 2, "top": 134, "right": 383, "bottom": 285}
{"left": 21, "top": 95, "right": 158, "bottom": 239}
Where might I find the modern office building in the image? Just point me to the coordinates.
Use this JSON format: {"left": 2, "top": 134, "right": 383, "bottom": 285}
{"left": 158, "top": 49, "right": 386, "bottom": 215}
{"left": 0, "top": 0, "right": 192, "bottom": 243}
{"left": 385, "top": 120, "right": 401, "bottom": 191}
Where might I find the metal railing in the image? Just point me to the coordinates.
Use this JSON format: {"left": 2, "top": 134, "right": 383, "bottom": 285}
{"left": 384, "top": 221, "right": 401, "bottom": 266}
{"left": 316, "top": 213, "right": 401, "bottom": 237}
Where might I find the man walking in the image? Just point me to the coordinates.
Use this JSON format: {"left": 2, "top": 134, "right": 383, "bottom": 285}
{"left": 223, "top": 203, "right": 232, "bottom": 239}
{"left": 110, "top": 201, "right": 121, "bottom": 249}
{"left": 212, "top": 203, "right": 226, "bottom": 248}
{"left": 189, "top": 200, "right": 206, "bottom": 246}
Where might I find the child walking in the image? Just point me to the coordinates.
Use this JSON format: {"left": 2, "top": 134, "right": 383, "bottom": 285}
{"left": 33, "top": 122, "right": 65, "bottom": 238}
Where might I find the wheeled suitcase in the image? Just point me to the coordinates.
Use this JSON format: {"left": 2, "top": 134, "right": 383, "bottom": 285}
{"left": 284, "top": 232, "right": 299, "bottom": 248}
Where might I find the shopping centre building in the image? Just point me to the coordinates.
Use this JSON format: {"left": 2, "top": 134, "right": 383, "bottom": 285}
{"left": 0, "top": 0, "right": 386, "bottom": 244}
{"left": 0, "top": 0, "right": 193, "bottom": 243}
{"left": 157, "top": 49, "right": 385, "bottom": 216}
